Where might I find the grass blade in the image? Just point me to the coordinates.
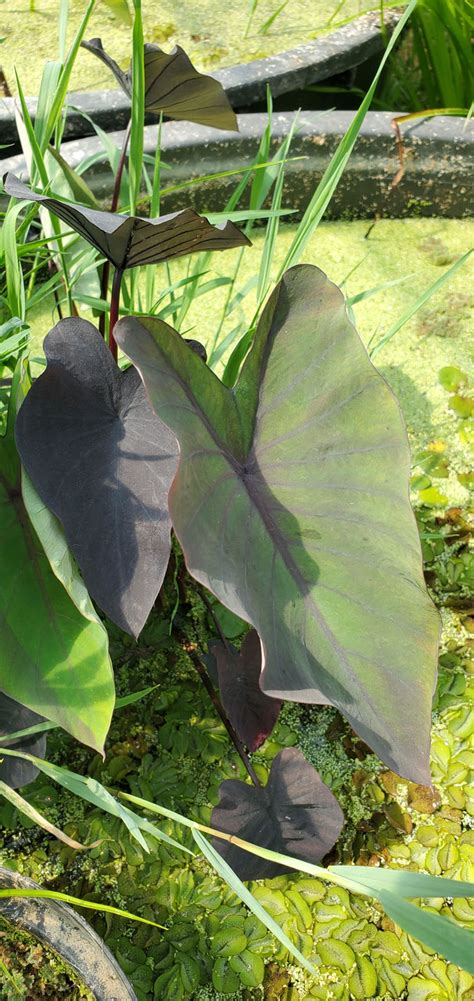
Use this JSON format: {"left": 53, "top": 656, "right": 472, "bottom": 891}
{"left": 0, "top": 749, "right": 190, "bottom": 856}
{"left": 0, "top": 781, "right": 90, "bottom": 850}
{"left": 43, "top": 0, "right": 96, "bottom": 150}
{"left": 129, "top": 0, "right": 145, "bottom": 214}
{"left": 369, "top": 249, "right": 473, "bottom": 356}
{"left": 332, "top": 865, "right": 474, "bottom": 899}
{"left": 0, "top": 888, "right": 164, "bottom": 928}
{"left": 0, "top": 687, "right": 157, "bottom": 744}
{"left": 278, "top": 0, "right": 418, "bottom": 274}
{"left": 376, "top": 890, "right": 474, "bottom": 974}
{"left": 193, "top": 830, "right": 317, "bottom": 975}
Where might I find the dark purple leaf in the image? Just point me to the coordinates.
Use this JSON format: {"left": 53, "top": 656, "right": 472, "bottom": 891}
{"left": 115, "top": 265, "right": 439, "bottom": 783}
{"left": 0, "top": 693, "right": 46, "bottom": 789}
{"left": 15, "top": 318, "right": 178, "bottom": 637}
{"left": 211, "top": 630, "right": 281, "bottom": 751}
{"left": 2, "top": 173, "right": 250, "bottom": 271}
{"left": 82, "top": 38, "right": 238, "bottom": 131}
{"left": 211, "top": 748, "right": 344, "bottom": 879}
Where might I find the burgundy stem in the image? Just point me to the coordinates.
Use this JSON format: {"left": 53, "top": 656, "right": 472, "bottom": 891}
{"left": 99, "top": 120, "right": 132, "bottom": 339}
{"left": 189, "top": 650, "right": 261, "bottom": 788}
{"left": 109, "top": 267, "right": 123, "bottom": 362}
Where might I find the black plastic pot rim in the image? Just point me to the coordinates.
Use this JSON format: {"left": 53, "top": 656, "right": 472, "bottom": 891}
{"left": 0, "top": 865, "right": 138, "bottom": 1001}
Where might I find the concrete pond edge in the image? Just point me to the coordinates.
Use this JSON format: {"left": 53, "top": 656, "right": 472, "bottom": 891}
{"left": 1, "top": 111, "right": 472, "bottom": 218}
{"left": 0, "top": 11, "right": 399, "bottom": 154}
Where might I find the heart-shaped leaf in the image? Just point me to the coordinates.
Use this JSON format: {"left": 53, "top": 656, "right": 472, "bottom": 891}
{"left": 0, "top": 693, "right": 46, "bottom": 789}
{"left": 115, "top": 264, "right": 439, "bottom": 782}
{"left": 210, "top": 630, "right": 281, "bottom": 751}
{"left": 0, "top": 389, "right": 114, "bottom": 752}
{"left": 82, "top": 38, "right": 238, "bottom": 131}
{"left": 15, "top": 318, "right": 178, "bottom": 637}
{"left": 211, "top": 748, "right": 344, "bottom": 879}
{"left": 2, "top": 173, "right": 250, "bottom": 271}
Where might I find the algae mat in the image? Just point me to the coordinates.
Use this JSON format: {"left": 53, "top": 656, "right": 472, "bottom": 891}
{"left": 0, "top": 0, "right": 398, "bottom": 97}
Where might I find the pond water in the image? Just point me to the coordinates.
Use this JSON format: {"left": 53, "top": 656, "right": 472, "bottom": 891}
{"left": 0, "top": 0, "right": 399, "bottom": 97}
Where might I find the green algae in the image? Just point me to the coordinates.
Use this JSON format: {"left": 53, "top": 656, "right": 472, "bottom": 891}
{"left": 0, "top": 915, "right": 94, "bottom": 1000}
{"left": 0, "top": 0, "right": 398, "bottom": 98}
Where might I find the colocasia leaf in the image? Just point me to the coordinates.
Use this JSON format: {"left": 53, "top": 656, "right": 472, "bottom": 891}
{"left": 210, "top": 630, "right": 281, "bottom": 751}
{"left": 82, "top": 37, "right": 238, "bottom": 131}
{"left": 0, "top": 693, "right": 46, "bottom": 789}
{"left": 15, "top": 318, "right": 178, "bottom": 637}
{"left": 115, "top": 265, "right": 439, "bottom": 783}
{"left": 211, "top": 748, "right": 344, "bottom": 879}
{"left": 0, "top": 384, "right": 114, "bottom": 753}
{"left": 2, "top": 174, "right": 250, "bottom": 271}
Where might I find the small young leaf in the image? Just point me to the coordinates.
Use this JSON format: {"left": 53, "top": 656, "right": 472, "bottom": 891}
{"left": 211, "top": 748, "right": 344, "bottom": 879}
{"left": 82, "top": 38, "right": 238, "bottom": 130}
{"left": 15, "top": 318, "right": 178, "bottom": 637}
{"left": 211, "top": 629, "right": 281, "bottom": 751}
{"left": 438, "top": 366, "right": 469, "bottom": 392}
{"left": 2, "top": 173, "right": 250, "bottom": 271}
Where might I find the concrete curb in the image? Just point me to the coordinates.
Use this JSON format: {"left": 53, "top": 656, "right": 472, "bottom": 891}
{"left": 0, "top": 11, "right": 398, "bottom": 154}
{"left": 2, "top": 111, "right": 471, "bottom": 218}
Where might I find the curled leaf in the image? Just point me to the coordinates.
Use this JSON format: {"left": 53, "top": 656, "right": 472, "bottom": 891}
{"left": 211, "top": 629, "right": 281, "bottom": 751}
{"left": 15, "top": 318, "right": 178, "bottom": 637}
{"left": 2, "top": 173, "right": 250, "bottom": 271}
{"left": 211, "top": 748, "right": 344, "bottom": 879}
{"left": 82, "top": 37, "right": 238, "bottom": 130}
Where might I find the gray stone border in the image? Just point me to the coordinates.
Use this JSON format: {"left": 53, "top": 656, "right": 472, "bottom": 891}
{"left": 2, "top": 111, "right": 471, "bottom": 218}
{"left": 0, "top": 11, "right": 398, "bottom": 154}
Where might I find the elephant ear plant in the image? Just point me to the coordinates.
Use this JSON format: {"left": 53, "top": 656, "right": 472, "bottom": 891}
{"left": 0, "top": 21, "right": 439, "bottom": 872}
{"left": 80, "top": 33, "right": 238, "bottom": 337}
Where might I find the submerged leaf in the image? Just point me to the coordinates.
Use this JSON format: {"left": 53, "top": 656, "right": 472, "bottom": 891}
{"left": 82, "top": 37, "right": 238, "bottom": 130}
{"left": 2, "top": 173, "right": 250, "bottom": 271}
{"left": 0, "top": 693, "right": 46, "bottom": 789}
{"left": 15, "top": 318, "right": 178, "bottom": 637}
{"left": 115, "top": 264, "right": 439, "bottom": 782}
{"left": 211, "top": 748, "right": 344, "bottom": 879}
{"left": 211, "top": 630, "right": 281, "bottom": 751}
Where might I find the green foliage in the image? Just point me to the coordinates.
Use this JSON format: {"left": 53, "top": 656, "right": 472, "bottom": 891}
{"left": 0, "top": 916, "right": 94, "bottom": 1000}
{"left": 0, "top": 2, "right": 473, "bottom": 996}
{"left": 380, "top": 0, "right": 474, "bottom": 111}
{"left": 1, "top": 586, "right": 473, "bottom": 997}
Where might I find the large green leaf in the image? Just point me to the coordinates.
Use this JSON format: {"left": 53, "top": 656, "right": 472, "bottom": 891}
{"left": 0, "top": 392, "right": 114, "bottom": 753}
{"left": 115, "top": 264, "right": 439, "bottom": 783}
